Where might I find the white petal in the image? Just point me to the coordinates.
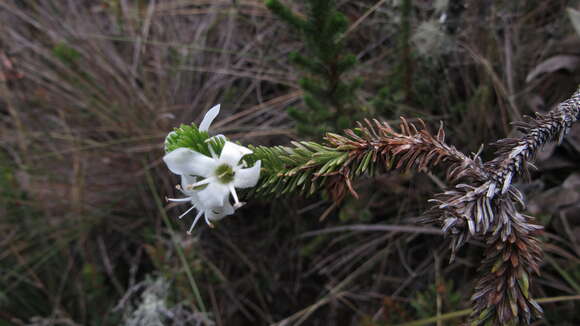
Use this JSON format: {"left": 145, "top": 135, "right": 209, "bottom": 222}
{"left": 233, "top": 160, "right": 261, "bottom": 188}
{"left": 219, "top": 141, "right": 253, "bottom": 166}
{"left": 205, "top": 200, "right": 235, "bottom": 221}
{"left": 199, "top": 104, "right": 220, "bottom": 132}
{"left": 197, "top": 182, "right": 229, "bottom": 208}
{"left": 163, "top": 148, "right": 217, "bottom": 177}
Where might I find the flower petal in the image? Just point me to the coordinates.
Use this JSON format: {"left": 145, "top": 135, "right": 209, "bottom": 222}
{"left": 219, "top": 141, "right": 253, "bottom": 166}
{"left": 233, "top": 160, "right": 261, "bottom": 188}
{"left": 199, "top": 104, "right": 220, "bottom": 132}
{"left": 205, "top": 200, "right": 234, "bottom": 222}
{"left": 163, "top": 148, "right": 217, "bottom": 177}
{"left": 197, "top": 182, "right": 229, "bottom": 208}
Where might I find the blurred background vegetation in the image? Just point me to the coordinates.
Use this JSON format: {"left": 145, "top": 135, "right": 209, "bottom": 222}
{"left": 1, "top": 0, "right": 580, "bottom": 325}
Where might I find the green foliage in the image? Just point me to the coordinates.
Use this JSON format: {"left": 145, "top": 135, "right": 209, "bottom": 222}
{"left": 246, "top": 141, "right": 347, "bottom": 197}
{"left": 242, "top": 127, "right": 388, "bottom": 199}
{"left": 164, "top": 123, "right": 226, "bottom": 157}
{"left": 266, "top": 0, "right": 363, "bottom": 137}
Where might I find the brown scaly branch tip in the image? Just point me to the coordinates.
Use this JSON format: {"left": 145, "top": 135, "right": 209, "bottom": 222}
{"left": 427, "top": 87, "right": 580, "bottom": 325}
{"left": 324, "top": 87, "right": 580, "bottom": 325}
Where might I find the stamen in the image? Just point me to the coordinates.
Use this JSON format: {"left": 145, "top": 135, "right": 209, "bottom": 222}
{"left": 235, "top": 202, "right": 246, "bottom": 209}
{"left": 229, "top": 185, "right": 239, "bottom": 204}
{"left": 178, "top": 205, "right": 197, "bottom": 219}
{"left": 205, "top": 215, "right": 215, "bottom": 228}
{"left": 174, "top": 184, "right": 190, "bottom": 195}
{"left": 175, "top": 184, "right": 189, "bottom": 195}
{"left": 229, "top": 185, "right": 244, "bottom": 208}
{"left": 187, "top": 211, "right": 204, "bottom": 234}
{"left": 167, "top": 197, "right": 193, "bottom": 203}
{"left": 192, "top": 177, "right": 213, "bottom": 188}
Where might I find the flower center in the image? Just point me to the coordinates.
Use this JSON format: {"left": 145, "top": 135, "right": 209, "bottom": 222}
{"left": 214, "top": 164, "right": 235, "bottom": 184}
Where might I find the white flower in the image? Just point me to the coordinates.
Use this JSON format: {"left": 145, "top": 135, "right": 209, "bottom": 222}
{"left": 166, "top": 173, "right": 234, "bottom": 233}
{"left": 164, "top": 142, "right": 261, "bottom": 210}
{"left": 163, "top": 104, "right": 261, "bottom": 233}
